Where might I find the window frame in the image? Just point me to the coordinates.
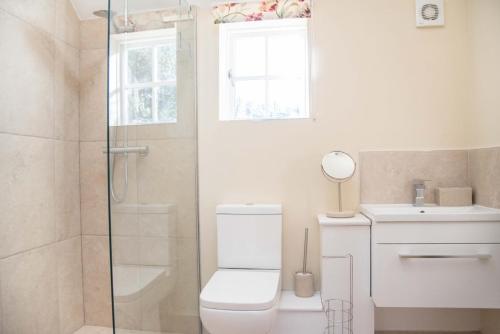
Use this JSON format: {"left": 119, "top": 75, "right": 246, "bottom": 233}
{"left": 219, "top": 18, "right": 310, "bottom": 121}
{"left": 110, "top": 28, "right": 177, "bottom": 126}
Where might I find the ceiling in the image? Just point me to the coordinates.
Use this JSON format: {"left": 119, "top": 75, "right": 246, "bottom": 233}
{"left": 70, "top": 0, "right": 221, "bottom": 20}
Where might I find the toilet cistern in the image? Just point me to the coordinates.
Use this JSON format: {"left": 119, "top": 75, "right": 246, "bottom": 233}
{"left": 200, "top": 204, "right": 283, "bottom": 334}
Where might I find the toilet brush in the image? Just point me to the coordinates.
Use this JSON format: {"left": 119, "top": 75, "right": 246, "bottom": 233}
{"left": 294, "top": 228, "right": 314, "bottom": 298}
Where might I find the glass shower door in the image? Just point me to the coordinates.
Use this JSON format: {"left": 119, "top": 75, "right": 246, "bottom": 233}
{"left": 106, "top": 1, "right": 199, "bottom": 333}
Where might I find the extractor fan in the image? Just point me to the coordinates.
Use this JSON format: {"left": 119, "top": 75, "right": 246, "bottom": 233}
{"left": 416, "top": 0, "right": 444, "bottom": 27}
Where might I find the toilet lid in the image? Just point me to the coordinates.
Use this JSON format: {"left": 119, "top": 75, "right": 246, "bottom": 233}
{"left": 200, "top": 269, "right": 281, "bottom": 311}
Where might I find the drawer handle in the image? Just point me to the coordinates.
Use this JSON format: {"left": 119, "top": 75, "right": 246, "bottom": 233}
{"left": 399, "top": 252, "right": 491, "bottom": 260}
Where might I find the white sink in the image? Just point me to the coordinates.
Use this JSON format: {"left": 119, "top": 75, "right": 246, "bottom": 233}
{"left": 361, "top": 204, "right": 500, "bottom": 222}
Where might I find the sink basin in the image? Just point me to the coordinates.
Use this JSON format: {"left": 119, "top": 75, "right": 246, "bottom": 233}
{"left": 361, "top": 204, "right": 500, "bottom": 222}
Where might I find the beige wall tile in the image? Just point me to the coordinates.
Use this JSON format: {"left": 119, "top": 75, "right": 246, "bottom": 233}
{"left": 55, "top": 0, "right": 80, "bottom": 48}
{"left": 139, "top": 237, "right": 175, "bottom": 266}
{"left": 134, "top": 120, "right": 195, "bottom": 141}
{"left": 140, "top": 212, "right": 177, "bottom": 238}
{"left": 109, "top": 140, "right": 139, "bottom": 205}
{"left": 172, "top": 237, "right": 199, "bottom": 316}
{"left": 481, "top": 309, "right": 500, "bottom": 334}
{"left": 80, "top": 19, "right": 108, "bottom": 50}
{"left": 141, "top": 239, "right": 198, "bottom": 333}
{"left": 111, "top": 236, "right": 140, "bottom": 265}
{"left": 0, "top": 0, "right": 56, "bottom": 35}
{"left": 80, "top": 141, "right": 109, "bottom": 235}
{"left": 0, "top": 244, "right": 59, "bottom": 334}
{"left": 114, "top": 299, "right": 142, "bottom": 331}
{"left": 0, "top": 134, "right": 55, "bottom": 258}
{"left": 80, "top": 48, "right": 107, "bottom": 141}
{"left": 55, "top": 140, "right": 81, "bottom": 240}
{"left": 136, "top": 139, "right": 197, "bottom": 238}
{"left": 111, "top": 211, "right": 140, "bottom": 237}
{"left": 360, "top": 150, "right": 469, "bottom": 204}
{"left": 57, "top": 237, "right": 84, "bottom": 334}
{"left": 0, "top": 10, "right": 55, "bottom": 138}
{"left": 469, "top": 147, "right": 500, "bottom": 209}
{"left": 55, "top": 40, "right": 80, "bottom": 141}
{"left": 82, "top": 236, "right": 112, "bottom": 326}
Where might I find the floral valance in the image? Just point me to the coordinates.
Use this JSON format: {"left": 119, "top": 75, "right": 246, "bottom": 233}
{"left": 212, "top": 0, "right": 311, "bottom": 24}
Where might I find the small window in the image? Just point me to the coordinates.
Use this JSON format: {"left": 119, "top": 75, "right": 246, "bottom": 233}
{"left": 219, "top": 19, "right": 309, "bottom": 121}
{"left": 110, "top": 29, "right": 177, "bottom": 126}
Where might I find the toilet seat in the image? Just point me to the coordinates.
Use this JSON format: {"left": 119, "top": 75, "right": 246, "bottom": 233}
{"left": 200, "top": 269, "right": 281, "bottom": 311}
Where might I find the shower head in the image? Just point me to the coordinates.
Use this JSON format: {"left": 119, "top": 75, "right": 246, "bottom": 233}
{"left": 93, "top": 10, "right": 114, "bottom": 18}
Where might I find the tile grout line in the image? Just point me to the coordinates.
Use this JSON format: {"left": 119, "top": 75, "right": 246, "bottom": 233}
{"left": 0, "top": 3, "right": 80, "bottom": 50}
{"left": 0, "top": 235, "right": 81, "bottom": 261}
{"left": 76, "top": 21, "right": 87, "bottom": 325}
{"left": 0, "top": 130, "right": 80, "bottom": 142}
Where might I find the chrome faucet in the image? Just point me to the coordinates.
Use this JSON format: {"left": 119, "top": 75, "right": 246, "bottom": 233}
{"left": 413, "top": 179, "right": 428, "bottom": 207}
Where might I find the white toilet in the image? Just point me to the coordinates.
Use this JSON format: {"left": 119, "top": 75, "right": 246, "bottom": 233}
{"left": 200, "top": 204, "right": 282, "bottom": 334}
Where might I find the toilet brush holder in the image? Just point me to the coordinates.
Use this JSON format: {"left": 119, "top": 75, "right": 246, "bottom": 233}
{"left": 294, "top": 228, "right": 314, "bottom": 297}
{"left": 294, "top": 272, "right": 314, "bottom": 297}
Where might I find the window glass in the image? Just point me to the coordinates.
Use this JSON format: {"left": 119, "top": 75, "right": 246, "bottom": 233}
{"left": 158, "top": 44, "right": 176, "bottom": 81}
{"left": 110, "top": 29, "right": 178, "bottom": 126}
{"left": 234, "top": 80, "right": 267, "bottom": 119}
{"left": 158, "top": 85, "right": 177, "bottom": 122}
{"left": 268, "top": 79, "right": 304, "bottom": 118}
{"left": 128, "top": 88, "right": 153, "bottom": 124}
{"left": 267, "top": 34, "right": 305, "bottom": 77}
{"left": 219, "top": 19, "right": 309, "bottom": 121}
{"left": 233, "top": 36, "right": 266, "bottom": 77}
{"left": 127, "top": 47, "right": 153, "bottom": 84}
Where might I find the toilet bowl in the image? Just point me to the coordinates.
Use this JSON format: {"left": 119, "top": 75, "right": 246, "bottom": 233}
{"left": 200, "top": 269, "right": 281, "bottom": 334}
{"left": 200, "top": 204, "right": 283, "bottom": 334}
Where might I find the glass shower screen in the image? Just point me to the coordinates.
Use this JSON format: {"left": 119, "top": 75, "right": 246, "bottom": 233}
{"left": 106, "top": 1, "right": 199, "bottom": 333}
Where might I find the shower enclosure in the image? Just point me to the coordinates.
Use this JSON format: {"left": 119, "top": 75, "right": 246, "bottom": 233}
{"left": 106, "top": 1, "right": 200, "bottom": 333}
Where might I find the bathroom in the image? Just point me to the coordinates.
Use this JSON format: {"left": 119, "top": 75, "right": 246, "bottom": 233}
{"left": 0, "top": 0, "right": 499, "bottom": 333}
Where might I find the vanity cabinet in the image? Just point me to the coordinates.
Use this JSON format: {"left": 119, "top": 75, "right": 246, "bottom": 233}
{"left": 368, "top": 216, "right": 500, "bottom": 309}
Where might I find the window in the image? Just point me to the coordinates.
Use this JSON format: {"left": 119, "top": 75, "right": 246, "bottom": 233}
{"left": 219, "top": 19, "right": 309, "bottom": 121}
{"left": 110, "top": 29, "right": 177, "bottom": 126}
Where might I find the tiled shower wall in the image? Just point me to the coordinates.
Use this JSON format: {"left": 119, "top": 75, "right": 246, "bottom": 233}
{"left": 79, "top": 18, "right": 113, "bottom": 326}
{"left": 0, "top": 1, "right": 83, "bottom": 333}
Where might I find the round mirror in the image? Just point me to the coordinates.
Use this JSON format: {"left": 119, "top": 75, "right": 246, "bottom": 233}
{"left": 321, "top": 151, "right": 356, "bottom": 182}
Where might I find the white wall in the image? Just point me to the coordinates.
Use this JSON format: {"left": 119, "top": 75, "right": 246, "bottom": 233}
{"left": 198, "top": 0, "right": 470, "bottom": 291}
{"left": 197, "top": 0, "right": 499, "bottom": 332}
{"left": 467, "top": 0, "right": 500, "bottom": 149}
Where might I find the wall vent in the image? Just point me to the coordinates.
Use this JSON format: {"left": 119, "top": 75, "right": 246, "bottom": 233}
{"left": 416, "top": 0, "right": 444, "bottom": 27}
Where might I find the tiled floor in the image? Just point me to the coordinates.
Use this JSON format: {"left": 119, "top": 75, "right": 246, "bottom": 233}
{"left": 74, "top": 326, "right": 173, "bottom": 334}
{"left": 76, "top": 326, "right": 482, "bottom": 334}
{"left": 375, "top": 332, "right": 481, "bottom": 334}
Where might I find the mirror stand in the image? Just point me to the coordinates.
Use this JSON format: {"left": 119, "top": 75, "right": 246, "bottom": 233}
{"left": 326, "top": 183, "right": 355, "bottom": 218}
{"left": 321, "top": 150, "right": 357, "bottom": 219}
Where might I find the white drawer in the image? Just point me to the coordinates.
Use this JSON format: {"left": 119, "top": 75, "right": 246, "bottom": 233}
{"left": 372, "top": 243, "right": 500, "bottom": 308}
{"left": 373, "top": 221, "right": 500, "bottom": 244}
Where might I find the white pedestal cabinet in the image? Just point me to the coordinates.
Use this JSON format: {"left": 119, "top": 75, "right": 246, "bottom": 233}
{"left": 318, "top": 214, "right": 375, "bottom": 334}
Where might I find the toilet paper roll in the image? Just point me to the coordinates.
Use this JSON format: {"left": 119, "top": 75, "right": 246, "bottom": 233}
{"left": 294, "top": 272, "right": 314, "bottom": 298}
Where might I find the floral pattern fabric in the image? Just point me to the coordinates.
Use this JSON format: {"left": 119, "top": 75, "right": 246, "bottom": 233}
{"left": 212, "top": 0, "right": 311, "bottom": 24}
